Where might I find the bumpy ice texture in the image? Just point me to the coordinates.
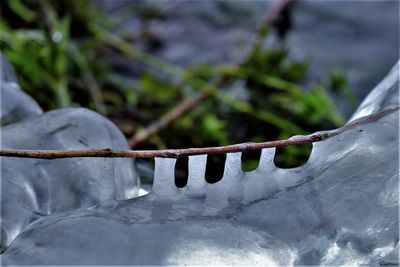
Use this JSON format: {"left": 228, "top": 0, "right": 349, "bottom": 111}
{"left": 0, "top": 54, "right": 43, "bottom": 126}
{"left": 0, "top": 56, "right": 140, "bottom": 248}
{"left": 2, "top": 63, "right": 398, "bottom": 265}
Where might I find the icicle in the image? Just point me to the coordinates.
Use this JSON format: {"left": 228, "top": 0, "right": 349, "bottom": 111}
{"left": 257, "top": 148, "right": 276, "bottom": 172}
{"left": 203, "top": 153, "right": 243, "bottom": 210}
{"left": 184, "top": 155, "right": 207, "bottom": 197}
{"left": 242, "top": 148, "right": 276, "bottom": 203}
{"left": 222, "top": 152, "right": 242, "bottom": 180}
{"left": 152, "top": 158, "right": 178, "bottom": 197}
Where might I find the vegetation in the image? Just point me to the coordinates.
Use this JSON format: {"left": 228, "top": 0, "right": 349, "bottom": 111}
{"left": 0, "top": 0, "right": 356, "bottom": 182}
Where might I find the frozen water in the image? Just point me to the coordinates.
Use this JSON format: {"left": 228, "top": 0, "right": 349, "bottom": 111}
{"left": 152, "top": 157, "right": 178, "bottom": 198}
{"left": 1, "top": 58, "right": 399, "bottom": 265}
{"left": 0, "top": 54, "right": 43, "bottom": 126}
{"left": 350, "top": 61, "right": 399, "bottom": 122}
{"left": 2, "top": 107, "right": 397, "bottom": 265}
{"left": 0, "top": 108, "right": 140, "bottom": 247}
{"left": 0, "top": 50, "right": 139, "bottom": 249}
{"left": 2, "top": 61, "right": 398, "bottom": 265}
{"left": 0, "top": 56, "right": 139, "bottom": 248}
{"left": 183, "top": 154, "right": 207, "bottom": 197}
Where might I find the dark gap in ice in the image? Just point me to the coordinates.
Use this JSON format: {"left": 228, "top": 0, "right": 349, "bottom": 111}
{"left": 205, "top": 154, "right": 225, "bottom": 184}
{"left": 274, "top": 143, "right": 312, "bottom": 168}
{"left": 136, "top": 159, "right": 154, "bottom": 185}
{"left": 241, "top": 149, "right": 261, "bottom": 172}
{"left": 174, "top": 156, "right": 188, "bottom": 188}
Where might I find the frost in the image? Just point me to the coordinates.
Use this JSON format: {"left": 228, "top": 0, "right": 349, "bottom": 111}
{"left": 1, "top": 61, "right": 399, "bottom": 265}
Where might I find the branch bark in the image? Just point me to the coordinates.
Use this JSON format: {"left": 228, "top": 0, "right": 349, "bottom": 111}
{"left": 1, "top": 106, "right": 397, "bottom": 160}
{"left": 129, "top": 76, "right": 229, "bottom": 147}
{"left": 128, "top": 0, "right": 295, "bottom": 147}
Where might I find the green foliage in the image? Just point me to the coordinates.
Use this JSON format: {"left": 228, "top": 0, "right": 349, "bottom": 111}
{"left": 329, "top": 69, "right": 359, "bottom": 108}
{"left": 0, "top": 0, "right": 355, "bottom": 172}
{"left": 1, "top": 0, "right": 92, "bottom": 108}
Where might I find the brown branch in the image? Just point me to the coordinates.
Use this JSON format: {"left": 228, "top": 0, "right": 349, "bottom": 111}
{"left": 128, "top": 0, "right": 295, "bottom": 147}
{"left": 129, "top": 76, "right": 229, "bottom": 147}
{"left": 1, "top": 106, "right": 397, "bottom": 160}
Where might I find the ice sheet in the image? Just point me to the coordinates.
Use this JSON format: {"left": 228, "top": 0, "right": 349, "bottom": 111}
{"left": 1, "top": 61, "right": 398, "bottom": 265}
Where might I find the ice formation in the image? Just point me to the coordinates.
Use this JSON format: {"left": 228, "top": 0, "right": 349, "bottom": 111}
{"left": 1, "top": 59, "right": 399, "bottom": 265}
{"left": 350, "top": 60, "right": 399, "bottom": 121}
{"left": 0, "top": 54, "right": 43, "bottom": 126}
{"left": 0, "top": 57, "right": 139, "bottom": 248}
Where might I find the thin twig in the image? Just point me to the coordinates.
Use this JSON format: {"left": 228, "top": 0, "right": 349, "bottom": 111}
{"left": 128, "top": 0, "right": 295, "bottom": 147}
{"left": 129, "top": 76, "right": 229, "bottom": 147}
{"left": 1, "top": 106, "right": 397, "bottom": 160}
{"left": 69, "top": 45, "right": 106, "bottom": 114}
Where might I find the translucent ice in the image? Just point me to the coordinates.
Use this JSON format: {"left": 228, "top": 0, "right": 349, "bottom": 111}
{"left": 0, "top": 56, "right": 139, "bottom": 248}
{"left": 3, "top": 107, "right": 397, "bottom": 265}
{"left": 1, "top": 61, "right": 399, "bottom": 265}
{"left": 350, "top": 61, "right": 399, "bottom": 121}
{"left": 183, "top": 154, "right": 207, "bottom": 197}
{"left": 152, "top": 157, "right": 178, "bottom": 197}
{"left": 0, "top": 54, "right": 43, "bottom": 126}
{"left": 1, "top": 108, "right": 140, "bottom": 247}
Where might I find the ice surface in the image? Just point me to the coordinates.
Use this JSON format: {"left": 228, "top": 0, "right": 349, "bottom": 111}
{"left": 1, "top": 108, "right": 139, "bottom": 247}
{"left": 0, "top": 56, "right": 139, "bottom": 248}
{"left": 0, "top": 54, "right": 43, "bottom": 126}
{"left": 350, "top": 61, "right": 399, "bottom": 121}
{"left": 1, "top": 61, "right": 399, "bottom": 265}
{"left": 2, "top": 107, "right": 397, "bottom": 265}
{"left": 2, "top": 71, "right": 399, "bottom": 265}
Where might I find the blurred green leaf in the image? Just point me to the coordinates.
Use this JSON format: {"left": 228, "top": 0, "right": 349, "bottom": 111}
{"left": 138, "top": 74, "right": 181, "bottom": 102}
{"left": 9, "top": 0, "right": 37, "bottom": 22}
{"left": 201, "top": 114, "right": 228, "bottom": 145}
{"left": 330, "top": 69, "right": 359, "bottom": 108}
